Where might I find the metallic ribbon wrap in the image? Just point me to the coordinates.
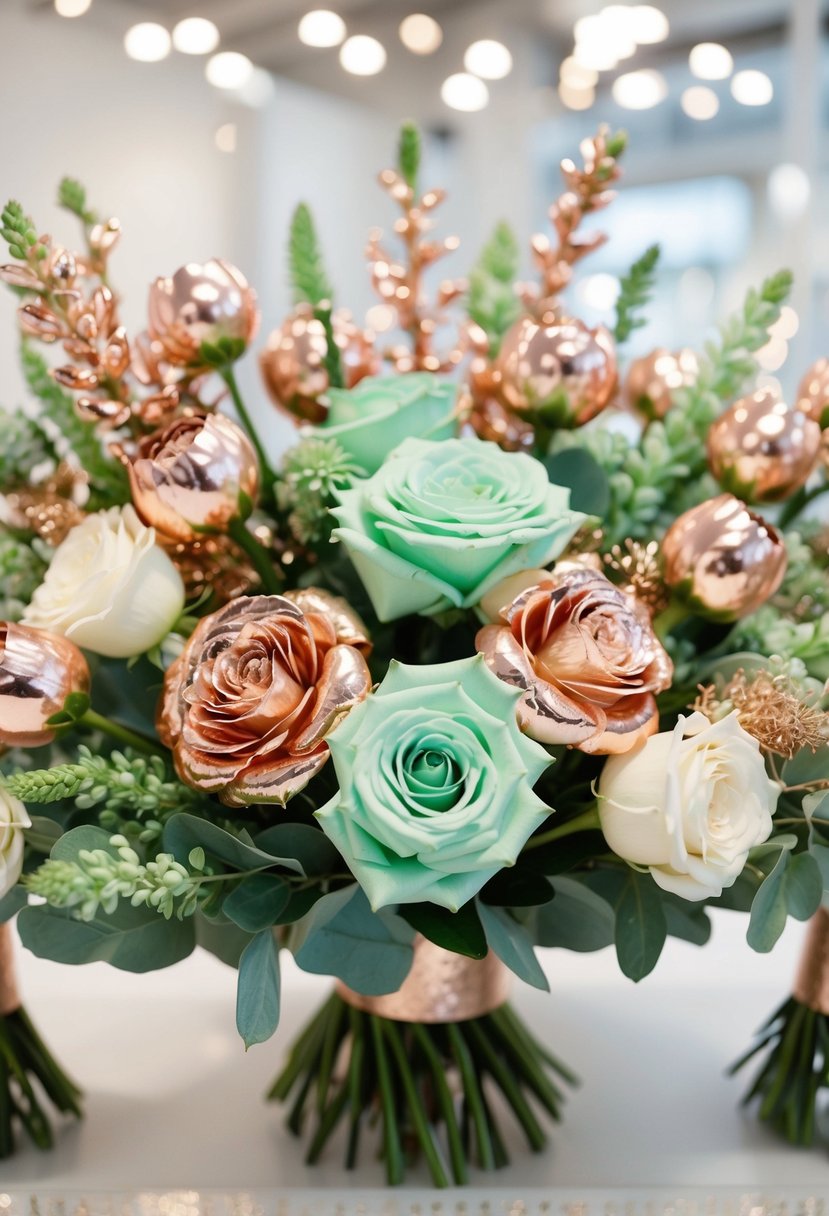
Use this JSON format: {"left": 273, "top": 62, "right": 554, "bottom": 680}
{"left": 0, "top": 922, "right": 21, "bottom": 1017}
{"left": 793, "top": 907, "right": 829, "bottom": 1014}
{"left": 336, "top": 938, "right": 511, "bottom": 1023}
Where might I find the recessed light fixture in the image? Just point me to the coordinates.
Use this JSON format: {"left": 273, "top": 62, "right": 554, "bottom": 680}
{"left": 689, "top": 43, "right": 733, "bottom": 81}
{"left": 558, "top": 80, "right": 595, "bottom": 111}
{"left": 298, "top": 10, "right": 346, "bottom": 48}
{"left": 441, "top": 72, "right": 489, "bottom": 111}
{"left": 55, "top": 0, "right": 92, "bottom": 16}
{"left": 206, "top": 51, "right": 255, "bottom": 89}
{"left": 560, "top": 57, "right": 598, "bottom": 89}
{"left": 173, "top": 18, "right": 220, "bottom": 55}
{"left": 339, "top": 35, "right": 387, "bottom": 75}
{"left": 464, "top": 39, "right": 513, "bottom": 80}
{"left": 215, "top": 123, "right": 237, "bottom": 153}
{"left": 612, "top": 68, "right": 668, "bottom": 110}
{"left": 681, "top": 85, "right": 719, "bottom": 120}
{"left": 124, "top": 23, "right": 172, "bottom": 63}
{"left": 399, "top": 14, "right": 443, "bottom": 55}
{"left": 572, "top": 41, "right": 618, "bottom": 72}
{"left": 628, "top": 5, "right": 669, "bottom": 44}
{"left": 731, "top": 69, "right": 773, "bottom": 106}
{"left": 767, "top": 163, "right": 810, "bottom": 220}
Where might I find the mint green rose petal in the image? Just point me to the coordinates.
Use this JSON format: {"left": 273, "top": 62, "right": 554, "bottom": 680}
{"left": 332, "top": 436, "right": 585, "bottom": 622}
{"left": 316, "top": 657, "right": 553, "bottom": 912}
{"left": 311, "top": 373, "right": 458, "bottom": 474}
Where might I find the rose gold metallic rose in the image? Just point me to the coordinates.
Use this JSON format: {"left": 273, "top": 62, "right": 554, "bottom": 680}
{"left": 0, "top": 622, "right": 90, "bottom": 749}
{"left": 624, "top": 348, "right": 698, "bottom": 420}
{"left": 661, "top": 493, "right": 787, "bottom": 621}
{"left": 797, "top": 358, "right": 829, "bottom": 428}
{"left": 148, "top": 259, "right": 260, "bottom": 367}
{"left": 159, "top": 594, "right": 372, "bottom": 807}
{"left": 476, "top": 565, "right": 672, "bottom": 754}
{"left": 128, "top": 413, "right": 260, "bottom": 543}
{"left": 492, "top": 314, "right": 617, "bottom": 427}
{"left": 707, "top": 389, "right": 822, "bottom": 503}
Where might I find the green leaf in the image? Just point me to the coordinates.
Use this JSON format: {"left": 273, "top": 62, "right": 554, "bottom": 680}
{"left": 23, "top": 816, "right": 63, "bottom": 855}
{"left": 293, "top": 886, "right": 414, "bottom": 996}
{"left": 194, "top": 911, "right": 252, "bottom": 969}
{"left": 51, "top": 824, "right": 114, "bottom": 861}
{"left": 481, "top": 866, "right": 553, "bottom": 907}
{"left": 163, "top": 814, "right": 304, "bottom": 877}
{"left": 254, "top": 822, "right": 340, "bottom": 877}
{"left": 57, "top": 177, "right": 97, "bottom": 226}
{"left": 806, "top": 790, "right": 829, "bottom": 889}
{"left": 532, "top": 876, "right": 614, "bottom": 952}
{"left": 0, "top": 885, "right": 28, "bottom": 923}
{"left": 662, "top": 896, "right": 711, "bottom": 946}
{"left": 223, "top": 874, "right": 290, "bottom": 933}
{"left": 398, "top": 121, "right": 421, "bottom": 192}
{"left": 17, "top": 900, "right": 195, "bottom": 972}
{"left": 544, "top": 448, "right": 610, "bottom": 518}
{"left": 592, "top": 868, "right": 667, "bottom": 981}
{"left": 478, "top": 902, "right": 549, "bottom": 991}
{"left": 747, "top": 848, "right": 822, "bottom": 953}
{"left": 613, "top": 244, "right": 660, "bottom": 345}
{"left": 236, "top": 929, "right": 281, "bottom": 1047}
{"left": 467, "top": 221, "right": 521, "bottom": 355}
{"left": 401, "top": 898, "right": 487, "bottom": 960}
{"left": 288, "top": 202, "right": 333, "bottom": 307}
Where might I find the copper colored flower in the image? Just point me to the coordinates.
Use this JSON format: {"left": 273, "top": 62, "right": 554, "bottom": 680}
{"left": 159, "top": 593, "right": 372, "bottom": 806}
{"left": 625, "top": 348, "right": 698, "bottom": 420}
{"left": 662, "top": 493, "right": 787, "bottom": 621}
{"left": 148, "top": 259, "right": 260, "bottom": 367}
{"left": 128, "top": 413, "right": 260, "bottom": 543}
{"left": 0, "top": 622, "right": 90, "bottom": 749}
{"left": 476, "top": 566, "right": 672, "bottom": 754}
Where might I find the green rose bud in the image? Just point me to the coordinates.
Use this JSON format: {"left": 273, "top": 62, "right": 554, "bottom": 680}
{"left": 316, "top": 656, "right": 552, "bottom": 911}
{"left": 332, "top": 435, "right": 585, "bottom": 621}
{"left": 311, "top": 372, "right": 458, "bottom": 475}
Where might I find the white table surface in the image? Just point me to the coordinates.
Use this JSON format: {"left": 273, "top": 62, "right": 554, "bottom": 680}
{"left": 2, "top": 910, "right": 828, "bottom": 1198}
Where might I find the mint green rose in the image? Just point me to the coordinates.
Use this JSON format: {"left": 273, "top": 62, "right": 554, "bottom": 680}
{"left": 312, "top": 373, "right": 458, "bottom": 475}
{"left": 316, "top": 656, "right": 552, "bottom": 911}
{"left": 332, "top": 436, "right": 585, "bottom": 621}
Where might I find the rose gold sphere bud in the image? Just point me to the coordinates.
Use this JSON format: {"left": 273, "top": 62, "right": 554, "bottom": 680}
{"left": 707, "top": 389, "right": 822, "bottom": 503}
{"left": 148, "top": 259, "right": 260, "bottom": 367}
{"left": 128, "top": 412, "right": 260, "bottom": 543}
{"left": 662, "top": 493, "right": 787, "bottom": 622}
{"left": 0, "top": 622, "right": 90, "bottom": 748}
{"left": 625, "top": 348, "right": 698, "bottom": 420}
{"left": 797, "top": 358, "right": 829, "bottom": 429}
{"left": 493, "top": 315, "right": 617, "bottom": 427}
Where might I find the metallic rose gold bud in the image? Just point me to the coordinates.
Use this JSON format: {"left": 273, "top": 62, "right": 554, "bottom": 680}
{"left": 625, "top": 347, "right": 698, "bottom": 420}
{"left": 89, "top": 218, "right": 121, "bottom": 257}
{"left": 17, "top": 302, "right": 64, "bottom": 342}
{"left": 102, "top": 326, "right": 131, "bottom": 379}
{"left": 128, "top": 412, "right": 260, "bottom": 543}
{"left": 52, "top": 365, "right": 99, "bottom": 391}
{"left": 662, "top": 493, "right": 787, "bottom": 622}
{"left": 75, "top": 396, "right": 132, "bottom": 429}
{"left": 707, "top": 388, "right": 822, "bottom": 503}
{"left": 0, "top": 621, "right": 90, "bottom": 748}
{"left": 49, "top": 248, "right": 77, "bottom": 286}
{"left": 0, "top": 264, "right": 41, "bottom": 290}
{"left": 140, "top": 385, "right": 181, "bottom": 427}
{"left": 797, "top": 358, "right": 829, "bottom": 429}
{"left": 466, "top": 395, "right": 535, "bottom": 453}
{"left": 493, "top": 314, "right": 617, "bottom": 427}
{"left": 148, "top": 259, "right": 260, "bottom": 367}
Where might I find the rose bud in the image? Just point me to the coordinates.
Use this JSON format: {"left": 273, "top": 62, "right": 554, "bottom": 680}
{"left": 158, "top": 593, "right": 372, "bottom": 806}
{"left": 128, "top": 413, "right": 260, "bottom": 543}
{"left": 662, "top": 493, "right": 786, "bottom": 621}
{"left": 707, "top": 388, "right": 821, "bottom": 503}
{"left": 797, "top": 358, "right": 829, "bottom": 429}
{"left": 624, "top": 348, "right": 698, "bottom": 420}
{"left": 476, "top": 566, "right": 672, "bottom": 754}
{"left": 0, "top": 621, "right": 90, "bottom": 748}
{"left": 148, "top": 259, "right": 260, "bottom": 367}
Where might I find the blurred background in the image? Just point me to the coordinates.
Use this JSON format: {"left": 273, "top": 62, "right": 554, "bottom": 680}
{"left": 0, "top": 0, "right": 826, "bottom": 438}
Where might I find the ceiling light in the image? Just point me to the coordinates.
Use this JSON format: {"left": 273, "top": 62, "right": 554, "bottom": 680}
{"left": 339, "top": 34, "right": 386, "bottom": 75}
{"left": 572, "top": 41, "right": 618, "bottom": 72}
{"left": 560, "top": 57, "right": 597, "bottom": 89}
{"left": 124, "top": 23, "right": 171, "bottom": 62}
{"left": 755, "top": 336, "right": 788, "bottom": 372}
{"left": 558, "top": 80, "right": 595, "bottom": 110}
{"left": 464, "top": 39, "right": 513, "bottom": 80}
{"left": 215, "top": 123, "right": 237, "bottom": 153}
{"left": 172, "top": 17, "right": 219, "bottom": 55}
{"left": 681, "top": 85, "right": 719, "bottom": 120}
{"left": 579, "top": 272, "right": 620, "bottom": 312}
{"left": 689, "top": 42, "right": 733, "bottom": 81}
{"left": 767, "top": 163, "right": 810, "bottom": 220}
{"left": 298, "top": 10, "right": 346, "bottom": 48}
{"left": 206, "top": 51, "right": 255, "bottom": 89}
{"left": 628, "top": 5, "right": 669, "bottom": 44}
{"left": 441, "top": 72, "right": 489, "bottom": 112}
{"left": 399, "top": 14, "right": 442, "bottom": 55}
{"left": 771, "top": 305, "right": 799, "bottom": 340}
{"left": 731, "top": 69, "right": 773, "bottom": 106}
{"left": 612, "top": 68, "right": 667, "bottom": 110}
{"left": 595, "top": 7, "right": 636, "bottom": 58}
{"left": 55, "top": 0, "right": 92, "bottom": 16}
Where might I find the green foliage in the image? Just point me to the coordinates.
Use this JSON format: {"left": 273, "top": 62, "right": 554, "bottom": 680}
{"left": 292, "top": 886, "right": 415, "bottom": 996}
{"left": 544, "top": 447, "right": 610, "bottom": 518}
{"left": 605, "top": 129, "right": 627, "bottom": 160}
{"left": 613, "top": 244, "right": 660, "bottom": 344}
{"left": 57, "top": 177, "right": 97, "bottom": 227}
{"left": 236, "top": 930, "right": 281, "bottom": 1047}
{"left": 277, "top": 435, "right": 364, "bottom": 548}
{"left": 163, "top": 812, "right": 304, "bottom": 877}
{"left": 0, "top": 530, "right": 49, "bottom": 622}
{"left": 254, "top": 821, "right": 342, "bottom": 877}
{"left": 747, "top": 843, "right": 822, "bottom": 952}
{"left": 531, "top": 876, "right": 615, "bottom": 952}
{"left": 467, "top": 222, "right": 521, "bottom": 355}
{"left": 583, "top": 868, "right": 667, "bottom": 981}
{"left": 478, "top": 903, "right": 549, "bottom": 991}
{"left": 288, "top": 202, "right": 333, "bottom": 307}
{"left": 223, "top": 874, "right": 291, "bottom": 933}
{"left": 18, "top": 896, "right": 195, "bottom": 972}
{"left": 398, "top": 121, "right": 421, "bottom": 192}
{"left": 1, "top": 200, "right": 46, "bottom": 262}
{"left": 0, "top": 408, "right": 56, "bottom": 485}
{"left": 313, "top": 304, "right": 345, "bottom": 389}
{"left": 401, "top": 898, "right": 487, "bottom": 959}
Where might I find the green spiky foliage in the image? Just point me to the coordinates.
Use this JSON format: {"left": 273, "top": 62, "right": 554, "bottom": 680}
{"left": 468, "top": 222, "right": 521, "bottom": 356}
{"left": 613, "top": 244, "right": 660, "bottom": 344}
{"left": 398, "top": 121, "right": 421, "bottom": 192}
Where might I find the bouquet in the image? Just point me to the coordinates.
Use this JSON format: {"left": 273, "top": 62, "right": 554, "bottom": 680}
{"left": 0, "top": 123, "right": 827, "bottom": 1183}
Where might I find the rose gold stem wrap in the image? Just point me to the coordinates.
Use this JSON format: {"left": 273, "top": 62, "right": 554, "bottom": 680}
{"left": 336, "top": 938, "right": 511, "bottom": 1023}
{"left": 794, "top": 907, "right": 829, "bottom": 1013}
{"left": 0, "top": 923, "right": 21, "bottom": 1017}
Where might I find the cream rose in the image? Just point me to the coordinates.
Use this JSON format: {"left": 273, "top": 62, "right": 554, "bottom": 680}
{"left": 23, "top": 506, "right": 185, "bottom": 659}
{"left": 0, "top": 789, "right": 30, "bottom": 900}
{"left": 598, "top": 711, "right": 778, "bottom": 901}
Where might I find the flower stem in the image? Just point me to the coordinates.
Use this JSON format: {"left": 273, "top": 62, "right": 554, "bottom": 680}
{"left": 778, "top": 481, "right": 829, "bottom": 529}
{"left": 227, "top": 517, "right": 282, "bottom": 595}
{"left": 220, "top": 367, "right": 278, "bottom": 503}
{"left": 652, "top": 598, "right": 689, "bottom": 641}
{"left": 78, "top": 709, "right": 165, "bottom": 757}
{"left": 524, "top": 805, "right": 601, "bottom": 852}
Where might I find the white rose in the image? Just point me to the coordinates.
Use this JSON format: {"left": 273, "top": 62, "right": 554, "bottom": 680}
{"left": 0, "top": 789, "right": 30, "bottom": 900}
{"left": 598, "top": 711, "right": 778, "bottom": 901}
{"left": 23, "top": 506, "right": 185, "bottom": 659}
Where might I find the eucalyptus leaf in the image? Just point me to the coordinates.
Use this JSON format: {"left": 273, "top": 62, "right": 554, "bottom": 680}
{"left": 254, "top": 822, "right": 341, "bottom": 877}
{"left": 532, "top": 875, "right": 614, "bottom": 952}
{"left": 478, "top": 902, "right": 549, "bottom": 991}
{"left": 163, "top": 814, "right": 304, "bottom": 877}
{"left": 223, "top": 873, "right": 291, "bottom": 933}
{"left": 747, "top": 848, "right": 822, "bottom": 953}
{"left": 195, "top": 911, "right": 253, "bottom": 969}
{"left": 401, "top": 898, "right": 487, "bottom": 959}
{"left": 23, "top": 816, "right": 63, "bottom": 855}
{"left": 293, "top": 886, "right": 414, "bottom": 995}
{"left": 543, "top": 448, "right": 610, "bottom": 518}
{"left": 589, "top": 868, "right": 667, "bottom": 982}
{"left": 18, "top": 901, "right": 195, "bottom": 972}
{"left": 236, "top": 929, "right": 281, "bottom": 1048}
